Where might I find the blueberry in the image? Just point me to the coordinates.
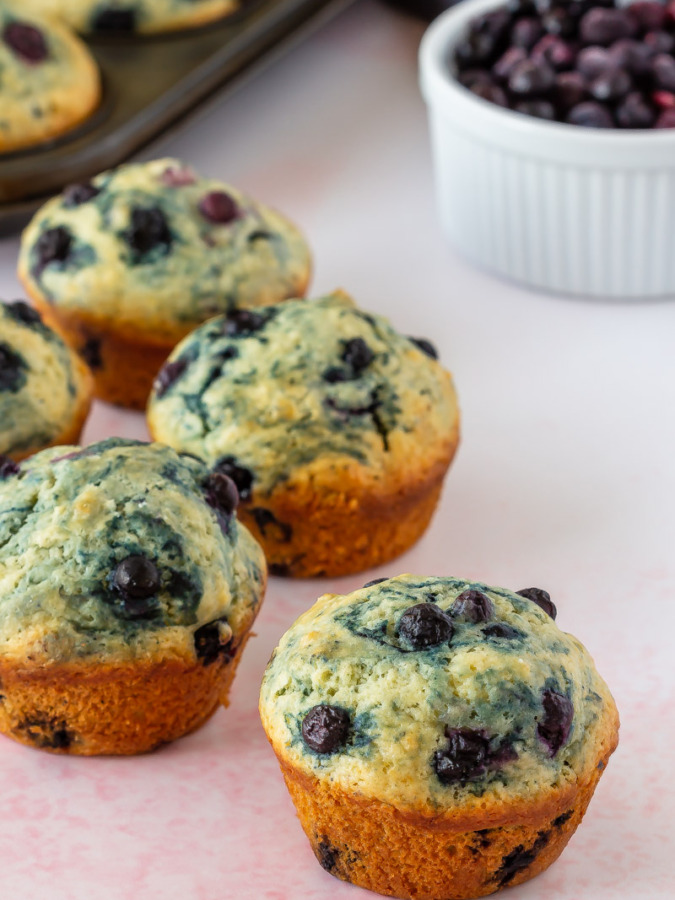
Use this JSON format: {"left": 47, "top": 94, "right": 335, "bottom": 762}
{"left": 80, "top": 337, "right": 103, "bottom": 371}
{"left": 213, "top": 456, "right": 254, "bottom": 501}
{"left": 62, "top": 182, "right": 100, "bottom": 208}
{"left": 509, "top": 59, "right": 556, "bottom": 95}
{"left": 363, "top": 577, "right": 389, "bottom": 588}
{"left": 580, "top": 8, "right": 636, "bottom": 45}
{"left": 3, "top": 23, "right": 48, "bottom": 63}
{"left": 451, "top": 589, "right": 495, "bottom": 623}
{"left": 222, "top": 309, "right": 267, "bottom": 337}
{"left": 124, "top": 207, "right": 172, "bottom": 258}
{"left": 483, "top": 623, "right": 522, "bottom": 639}
{"left": 530, "top": 35, "right": 576, "bottom": 70}
{"left": 341, "top": 338, "right": 374, "bottom": 373}
{"left": 111, "top": 555, "right": 161, "bottom": 618}
{"left": 493, "top": 46, "right": 528, "bottom": 81}
{"left": 433, "top": 728, "right": 492, "bottom": 784}
{"left": 6, "top": 301, "right": 41, "bottom": 326}
{"left": 554, "top": 71, "right": 587, "bottom": 111}
{"left": 198, "top": 191, "right": 240, "bottom": 224}
{"left": 153, "top": 358, "right": 188, "bottom": 398}
{"left": 541, "top": 7, "right": 576, "bottom": 38}
{"left": 511, "top": 17, "right": 544, "bottom": 49}
{"left": 608, "top": 39, "right": 655, "bottom": 77}
{"left": 644, "top": 30, "right": 675, "bottom": 54}
{"left": 575, "top": 46, "right": 614, "bottom": 79}
{"left": 32, "top": 226, "right": 72, "bottom": 278}
{"left": 497, "top": 832, "right": 550, "bottom": 886}
{"left": 0, "top": 456, "right": 20, "bottom": 478}
{"left": 537, "top": 689, "right": 573, "bottom": 756}
{"left": 204, "top": 472, "right": 239, "bottom": 517}
{"left": 566, "top": 101, "right": 615, "bottom": 127}
{"left": 92, "top": 8, "right": 137, "bottom": 31}
{"left": 629, "top": 1, "right": 667, "bottom": 32}
{"left": 589, "top": 68, "right": 632, "bottom": 102}
{"left": 655, "top": 107, "right": 675, "bottom": 126}
{"left": 653, "top": 54, "right": 675, "bottom": 91}
{"left": 301, "top": 705, "right": 350, "bottom": 754}
{"left": 472, "top": 82, "right": 509, "bottom": 105}
{"left": 322, "top": 366, "right": 349, "bottom": 383}
{"left": 513, "top": 99, "right": 557, "bottom": 118}
{"left": 193, "top": 618, "right": 234, "bottom": 666}
{"left": 516, "top": 587, "right": 557, "bottom": 619}
{"left": 409, "top": 337, "right": 438, "bottom": 359}
{"left": 398, "top": 603, "right": 454, "bottom": 650}
{"left": 455, "top": 32, "right": 499, "bottom": 68}
{"left": 653, "top": 90, "right": 675, "bottom": 109}
{"left": 0, "top": 343, "right": 26, "bottom": 392}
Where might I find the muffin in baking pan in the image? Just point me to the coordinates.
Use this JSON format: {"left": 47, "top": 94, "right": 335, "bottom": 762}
{"left": 0, "top": 1, "right": 101, "bottom": 153}
{"left": 147, "top": 291, "right": 460, "bottom": 577}
{"left": 0, "top": 438, "right": 266, "bottom": 755}
{"left": 24, "top": 0, "right": 240, "bottom": 34}
{"left": 18, "top": 157, "right": 312, "bottom": 409}
{"left": 260, "top": 575, "right": 619, "bottom": 899}
{"left": 0, "top": 300, "right": 92, "bottom": 462}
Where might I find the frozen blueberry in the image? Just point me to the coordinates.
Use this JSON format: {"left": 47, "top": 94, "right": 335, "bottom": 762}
{"left": 62, "top": 182, "right": 100, "bottom": 208}
{"left": 629, "top": 1, "right": 667, "bottom": 31}
{"left": 153, "top": 358, "right": 188, "bottom": 398}
{"left": 0, "top": 343, "right": 26, "bottom": 392}
{"left": 516, "top": 587, "right": 557, "bottom": 619}
{"left": 3, "top": 22, "right": 48, "bottom": 63}
{"left": 433, "top": 728, "right": 492, "bottom": 784}
{"left": 194, "top": 618, "right": 234, "bottom": 665}
{"left": 456, "top": 31, "right": 500, "bottom": 68}
{"left": 575, "top": 46, "right": 614, "bottom": 79}
{"left": 111, "top": 555, "right": 161, "bottom": 618}
{"left": 493, "top": 46, "right": 528, "bottom": 80}
{"left": 530, "top": 35, "right": 576, "bottom": 70}
{"left": 451, "top": 589, "right": 495, "bottom": 623}
{"left": 341, "top": 338, "right": 374, "bottom": 373}
{"left": 398, "top": 603, "right": 454, "bottom": 650}
{"left": 541, "top": 7, "right": 576, "bottom": 38}
{"left": 198, "top": 191, "right": 240, "bottom": 224}
{"left": 514, "top": 99, "right": 556, "bottom": 118}
{"left": 653, "top": 54, "right": 675, "bottom": 91}
{"left": 511, "top": 17, "right": 544, "bottom": 49}
{"left": 92, "top": 8, "right": 137, "bottom": 31}
{"left": 301, "top": 705, "right": 350, "bottom": 754}
{"left": 204, "top": 472, "right": 239, "bottom": 517}
{"left": 509, "top": 59, "right": 556, "bottom": 95}
{"left": 644, "top": 30, "right": 675, "bottom": 54}
{"left": 608, "top": 39, "right": 655, "bottom": 77}
{"left": 409, "top": 337, "right": 438, "bottom": 359}
{"left": 124, "top": 207, "right": 172, "bottom": 257}
{"left": 363, "top": 577, "right": 389, "bottom": 588}
{"left": 213, "top": 456, "right": 254, "bottom": 501}
{"left": 6, "top": 301, "right": 41, "bottom": 326}
{"left": 566, "top": 101, "right": 615, "bottom": 127}
{"left": 580, "top": 8, "right": 636, "bottom": 45}
{"left": 589, "top": 68, "right": 632, "bottom": 102}
{"left": 0, "top": 456, "right": 19, "bottom": 478}
{"left": 483, "top": 623, "right": 522, "bottom": 639}
{"left": 222, "top": 308, "right": 267, "bottom": 337}
{"left": 554, "top": 71, "right": 588, "bottom": 111}
{"left": 32, "top": 226, "right": 72, "bottom": 278}
{"left": 537, "top": 689, "right": 573, "bottom": 756}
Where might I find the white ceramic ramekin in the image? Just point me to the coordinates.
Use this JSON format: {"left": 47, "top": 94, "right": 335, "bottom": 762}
{"left": 420, "top": 0, "right": 675, "bottom": 298}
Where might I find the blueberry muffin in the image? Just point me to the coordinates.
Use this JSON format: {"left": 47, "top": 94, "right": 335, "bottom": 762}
{"left": 260, "top": 575, "right": 619, "bottom": 900}
{"left": 0, "top": 2, "right": 100, "bottom": 153}
{"left": 0, "top": 438, "right": 266, "bottom": 755}
{"left": 17, "top": 158, "right": 312, "bottom": 409}
{"left": 147, "top": 292, "right": 460, "bottom": 578}
{"left": 0, "top": 300, "right": 92, "bottom": 462}
{"left": 25, "top": 0, "right": 238, "bottom": 34}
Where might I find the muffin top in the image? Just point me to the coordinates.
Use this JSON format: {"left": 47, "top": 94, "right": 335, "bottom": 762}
{"left": 18, "top": 158, "right": 311, "bottom": 342}
{"left": 148, "top": 292, "right": 459, "bottom": 497}
{"left": 260, "top": 575, "right": 618, "bottom": 814}
{"left": 24, "top": 0, "right": 238, "bottom": 34}
{"left": 0, "top": 300, "right": 92, "bottom": 460}
{"left": 0, "top": 2, "right": 100, "bottom": 152}
{"left": 0, "top": 438, "right": 266, "bottom": 663}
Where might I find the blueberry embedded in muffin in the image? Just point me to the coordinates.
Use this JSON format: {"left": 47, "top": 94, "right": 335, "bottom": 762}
{"left": 259, "top": 575, "right": 619, "bottom": 899}
{"left": 0, "top": 438, "right": 266, "bottom": 755}
{"left": 0, "top": 3, "right": 100, "bottom": 152}
{"left": 0, "top": 300, "right": 92, "bottom": 462}
{"left": 17, "top": 157, "right": 312, "bottom": 409}
{"left": 147, "top": 291, "right": 460, "bottom": 577}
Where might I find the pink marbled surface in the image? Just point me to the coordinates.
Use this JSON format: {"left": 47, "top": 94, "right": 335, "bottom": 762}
{"left": 0, "top": 0, "right": 673, "bottom": 896}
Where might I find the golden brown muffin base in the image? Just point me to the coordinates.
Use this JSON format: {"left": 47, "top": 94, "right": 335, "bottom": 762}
{"left": 0, "top": 634, "right": 250, "bottom": 755}
{"left": 275, "top": 718, "right": 618, "bottom": 900}
{"left": 239, "top": 453, "right": 456, "bottom": 579}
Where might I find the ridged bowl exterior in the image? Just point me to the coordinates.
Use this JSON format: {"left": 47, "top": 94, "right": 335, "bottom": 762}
{"left": 420, "top": 0, "right": 675, "bottom": 299}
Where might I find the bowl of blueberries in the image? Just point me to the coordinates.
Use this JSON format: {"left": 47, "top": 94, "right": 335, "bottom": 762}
{"left": 420, "top": 0, "right": 675, "bottom": 297}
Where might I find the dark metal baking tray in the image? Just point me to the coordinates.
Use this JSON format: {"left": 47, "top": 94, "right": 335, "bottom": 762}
{"left": 0, "top": 0, "right": 353, "bottom": 235}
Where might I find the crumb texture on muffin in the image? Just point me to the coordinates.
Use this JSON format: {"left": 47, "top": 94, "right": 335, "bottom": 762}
{"left": 17, "top": 158, "right": 311, "bottom": 344}
{"left": 0, "top": 2, "right": 100, "bottom": 153}
{"left": 260, "top": 575, "right": 618, "bottom": 812}
{"left": 0, "top": 300, "right": 91, "bottom": 460}
{"left": 23, "top": 0, "right": 239, "bottom": 34}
